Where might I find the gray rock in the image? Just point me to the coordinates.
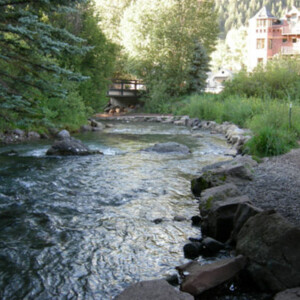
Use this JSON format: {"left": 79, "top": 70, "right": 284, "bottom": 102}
{"left": 236, "top": 210, "right": 300, "bottom": 292}
{"left": 176, "top": 255, "right": 247, "bottom": 296}
{"left": 230, "top": 202, "right": 263, "bottom": 245}
{"left": 202, "top": 237, "right": 225, "bottom": 254}
{"left": 201, "top": 195, "right": 251, "bottom": 243}
{"left": 191, "top": 158, "right": 255, "bottom": 197}
{"left": 80, "top": 125, "right": 93, "bottom": 132}
{"left": 46, "top": 137, "right": 102, "bottom": 156}
{"left": 90, "top": 119, "right": 105, "bottom": 130}
{"left": 12, "top": 129, "right": 25, "bottom": 137}
{"left": 274, "top": 287, "right": 300, "bottom": 300}
{"left": 144, "top": 142, "right": 191, "bottom": 154}
{"left": 114, "top": 279, "right": 193, "bottom": 300}
{"left": 174, "top": 215, "right": 187, "bottom": 222}
{"left": 199, "top": 183, "right": 242, "bottom": 215}
{"left": 27, "top": 131, "right": 41, "bottom": 140}
{"left": 183, "top": 242, "right": 202, "bottom": 259}
{"left": 57, "top": 129, "right": 70, "bottom": 140}
{"left": 174, "top": 116, "right": 190, "bottom": 126}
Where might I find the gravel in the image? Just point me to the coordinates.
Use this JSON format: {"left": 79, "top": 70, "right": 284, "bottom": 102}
{"left": 238, "top": 148, "right": 300, "bottom": 228}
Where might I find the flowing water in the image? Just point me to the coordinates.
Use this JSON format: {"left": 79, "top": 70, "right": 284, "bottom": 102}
{"left": 0, "top": 122, "right": 231, "bottom": 300}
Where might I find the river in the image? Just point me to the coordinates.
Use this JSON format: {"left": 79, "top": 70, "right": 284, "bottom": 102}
{"left": 0, "top": 121, "right": 231, "bottom": 299}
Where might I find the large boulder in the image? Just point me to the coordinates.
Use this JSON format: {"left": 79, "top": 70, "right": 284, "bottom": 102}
{"left": 199, "top": 183, "right": 242, "bottom": 215}
{"left": 201, "top": 195, "right": 251, "bottom": 243}
{"left": 191, "top": 156, "right": 256, "bottom": 197}
{"left": 236, "top": 210, "right": 300, "bottom": 292}
{"left": 46, "top": 137, "right": 102, "bottom": 156}
{"left": 114, "top": 279, "right": 193, "bottom": 300}
{"left": 176, "top": 255, "right": 247, "bottom": 296}
{"left": 144, "top": 142, "right": 191, "bottom": 154}
{"left": 229, "top": 202, "right": 263, "bottom": 245}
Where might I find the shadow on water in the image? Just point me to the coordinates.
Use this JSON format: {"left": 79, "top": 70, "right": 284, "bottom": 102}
{"left": 0, "top": 122, "right": 232, "bottom": 299}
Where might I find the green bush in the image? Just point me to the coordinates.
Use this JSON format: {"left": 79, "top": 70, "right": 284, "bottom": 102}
{"left": 245, "top": 127, "right": 297, "bottom": 157}
{"left": 223, "top": 57, "right": 300, "bottom": 101}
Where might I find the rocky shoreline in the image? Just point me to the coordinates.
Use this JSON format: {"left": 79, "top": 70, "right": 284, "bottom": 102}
{"left": 1, "top": 114, "right": 299, "bottom": 299}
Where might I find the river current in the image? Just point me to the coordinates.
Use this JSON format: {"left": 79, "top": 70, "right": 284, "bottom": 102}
{"left": 0, "top": 122, "right": 231, "bottom": 300}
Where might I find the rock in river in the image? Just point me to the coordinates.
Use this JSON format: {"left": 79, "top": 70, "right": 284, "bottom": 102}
{"left": 46, "top": 137, "right": 102, "bottom": 156}
{"left": 144, "top": 142, "right": 191, "bottom": 154}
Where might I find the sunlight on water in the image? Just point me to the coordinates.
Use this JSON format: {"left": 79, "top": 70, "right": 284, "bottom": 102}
{"left": 0, "top": 121, "right": 231, "bottom": 299}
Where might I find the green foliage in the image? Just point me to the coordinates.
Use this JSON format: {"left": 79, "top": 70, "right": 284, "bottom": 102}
{"left": 187, "top": 41, "right": 210, "bottom": 94}
{"left": 116, "top": 0, "right": 218, "bottom": 107}
{"left": 177, "top": 93, "right": 300, "bottom": 157}
{"left": 42, "top": 80, "right": 92, "bottom": 131}
{"left": 53, "top": 1, "right": 118, "bottom": 112}
{"left": 223, "top": 58, "right": 300, "bottom": 101}
{"left": 0, "top": 0, "right": 92, "bottom": 130}
{"left": 245, "top": 127, "right": 297, "bottom": 157}
{"left": 214, "top": 0, "right": 297, "bottom": 37}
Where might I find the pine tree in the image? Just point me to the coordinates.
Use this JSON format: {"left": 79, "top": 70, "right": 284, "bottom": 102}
{"left": 0, "top": 0, "right": 90, "bottom": 127}
{"left": 187, "top": 41, "right": 210, "bottom": 94}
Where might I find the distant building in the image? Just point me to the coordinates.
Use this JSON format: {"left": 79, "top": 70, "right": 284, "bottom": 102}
{"left": 248, "top": 5, "right": 300, "bottom": 70}
{"left": 206, "top": 68, "right": 233, "bottom": 93}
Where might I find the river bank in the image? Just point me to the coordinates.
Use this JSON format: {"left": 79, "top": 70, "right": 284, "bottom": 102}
{"left": 1, "top": 114, "right": 299, "bottom": 299}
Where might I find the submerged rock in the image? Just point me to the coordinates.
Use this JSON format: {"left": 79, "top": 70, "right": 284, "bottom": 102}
{"left": 144, "top": 142, "right": 191, "bottom": 154}
{"left": 0, "top": 150, "right": 19, "bottom": 156}
{"left": 114, "top": 279, "right": 193, "bottom": 300}
{"left": 46, "top": 137, "right": 102, "bottom": 156}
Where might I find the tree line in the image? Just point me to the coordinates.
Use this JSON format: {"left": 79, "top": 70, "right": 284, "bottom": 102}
{"left": 0, "top": 0, "right": 117, "bottom": 132}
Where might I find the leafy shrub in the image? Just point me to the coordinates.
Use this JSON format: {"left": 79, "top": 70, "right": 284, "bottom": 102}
{"left": 245, "top": 127, "right": 297, "bottom": 157}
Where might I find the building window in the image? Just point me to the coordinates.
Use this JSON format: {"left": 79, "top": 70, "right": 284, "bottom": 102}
{"left": 283, "top": 38, "right": 288, "bottom": 43}
{"left": 268, "top": 39, "right": 273, "bottom": 49}
{"left": 257, "top": 19, "right": 267, "bottom": 27}
{"left": 257, "top": 39, "right": 265, "bottom": 49}
{"left": 293, "top": 38, "right": 297, "bottom": 43}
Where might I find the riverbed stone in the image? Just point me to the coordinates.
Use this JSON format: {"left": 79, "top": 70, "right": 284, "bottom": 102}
{"left": 89, "top": 119, "right": 105, "bottom": 130}
{"left": 27, "top": 131, "right": 41, "bottom": 140}
{"left": 201, "top": 195, "right": 251, "bottom": 243}
{"left": 114, "top": 279, "right": 193, "bottom": 300}
{"left": 46, "top": 137, "right": 102, "bottom": 156}
{"left": 236, "top": 210, "right": 300, "bottom": 292}
{"left": 199, "top": 183, "right": 242, "bottom": 215}
{"left": 191, "top": 158, "right": 255, "bottom": 197}
{"left": 12, "top": 129, "right": 25, "bottom": 137}
{"left": 229, "top": 202, "right": 263, "bottom": 245}
{"left": 144, "top": 142, "right": 191, "bottom": 154}
{"left": 174, "top": 116, "right": 190, "bottom": 126}
{"left": 274, "top": 287, "right": 300, "bottom": 300}
{"left": 183, "top": 242, "right": 202, "bottom": 259}
{"left": 80, "top": 124, "right": 93, "bottom": 132}
{"left": 57, "top": 129, "right": 70, "bottom": 140}
{"left": 176, "top": 255, "right": 247, "bottom": 296}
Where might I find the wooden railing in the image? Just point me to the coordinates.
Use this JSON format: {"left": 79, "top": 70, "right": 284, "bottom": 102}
{"left": 107, "top": 79, "right": 146, "bottom": 97}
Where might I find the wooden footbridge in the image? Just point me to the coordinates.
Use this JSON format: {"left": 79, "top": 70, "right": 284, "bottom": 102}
{"left": 107, "top": 79, "right": 146, "bottom": 107}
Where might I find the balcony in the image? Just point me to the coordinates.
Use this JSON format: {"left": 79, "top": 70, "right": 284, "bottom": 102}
{"left": 281, "top": 45, "right": 300, "bottom": 55}
{"left": 282, "top": 24, "right": 300, "bottom": 35}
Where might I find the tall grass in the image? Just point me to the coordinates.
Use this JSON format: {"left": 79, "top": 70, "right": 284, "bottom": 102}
{"left": 177, "top": 94, "right": 300, "bottom": 157}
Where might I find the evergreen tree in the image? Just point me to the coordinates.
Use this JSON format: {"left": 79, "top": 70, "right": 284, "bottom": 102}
{"left": 0, "top": 0, "right": 90, "bottom": 129}
{"left": 187, "top": 41, "right": 210, "bottom": 94}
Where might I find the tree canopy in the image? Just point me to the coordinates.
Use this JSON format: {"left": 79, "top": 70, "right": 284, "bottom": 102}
{"left": 0, "top": 0, "right": 117, "bottom": 130}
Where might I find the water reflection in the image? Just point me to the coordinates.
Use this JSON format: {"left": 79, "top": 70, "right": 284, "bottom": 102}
{"left": 0, "top": 122, "right": 231, "bottom": 299}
